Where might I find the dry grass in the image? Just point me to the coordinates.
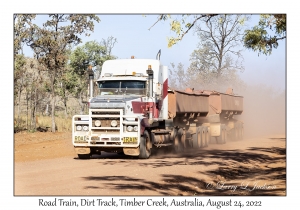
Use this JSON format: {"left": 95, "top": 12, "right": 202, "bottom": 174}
{"left": 14, "top": 115, "right": 72, "bottom": 132}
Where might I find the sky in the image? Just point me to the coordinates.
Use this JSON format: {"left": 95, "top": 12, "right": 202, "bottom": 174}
{"left": 23, "top": 14, "right": 286, "bottom": 91}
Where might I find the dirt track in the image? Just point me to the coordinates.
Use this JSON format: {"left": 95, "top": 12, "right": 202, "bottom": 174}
{"left": 14, "top": 132, "right": 286, "bottom": 196}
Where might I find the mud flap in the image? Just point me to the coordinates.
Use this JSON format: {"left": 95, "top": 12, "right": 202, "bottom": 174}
{"left": 75, "top": 147, "right": 90, "bottom": 154}
{"left": 123, "top": 147, "right": 140, "bottom": 156}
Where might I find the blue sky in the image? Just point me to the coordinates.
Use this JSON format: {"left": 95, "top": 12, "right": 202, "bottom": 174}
{"left": 23, "top": 14, "right": 286, "bottom": 91}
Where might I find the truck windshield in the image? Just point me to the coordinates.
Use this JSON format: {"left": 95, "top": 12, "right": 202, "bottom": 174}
{"left": 98, "top": 80, "right": 146, "bottom": 96}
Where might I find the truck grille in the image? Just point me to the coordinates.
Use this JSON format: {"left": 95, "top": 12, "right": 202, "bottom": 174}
{"left": 90, "top": 109, "right": 122, "bottom": 135}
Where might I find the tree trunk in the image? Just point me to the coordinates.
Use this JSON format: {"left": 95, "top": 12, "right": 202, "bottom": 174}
{"left": 17, "top": 88, "right": 22, "bottom": 127}
{"left": 51, "top": 91, "right": 56, "bottom": 133}
{"left": 78, "top": 92, "right": 85, "bottom": 115}
{"left": 63, "top": 96, "right": 68, "bottom": 117}
{"left": 26, "top": 92, "right": 29, "bottom": 130}
{"left": 32, "top": 87, "right": 37, "bottom": 130}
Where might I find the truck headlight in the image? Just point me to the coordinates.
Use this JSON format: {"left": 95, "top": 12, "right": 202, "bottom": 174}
{"left": 127, "top": 126, "right": 133, "bottom": 132}
{"left": 133, "top": 126, "right": 138, "bottom": 132}
{"left": 76, "top": 125, "right": 82, "bottom": 131}
{"left": 83, "top": 125, "right": 89, "bottom": 131}
{"left": 95, "top": 120, "right": 101, "bottom": 127}
{"left": 111, "top": 120, "right": 118, "bottom": 127}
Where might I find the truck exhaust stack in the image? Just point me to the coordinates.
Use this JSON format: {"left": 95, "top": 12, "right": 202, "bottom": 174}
{"left": 87, "top": 66, "right": 94, "bottom": 98}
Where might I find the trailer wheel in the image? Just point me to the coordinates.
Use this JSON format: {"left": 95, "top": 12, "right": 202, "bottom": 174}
{"left": 139, "top": 130, "right": 152, "bottom": 159}
{"left": 230, "top": 128, "right": 236, "bottom": 141}
{"left": 216, "top": 135, "right": 222, "bottom": 144}
{"left": 217, "top": 128, "right": 225, "bottom": 144}
{"left": 240, "top": 125, "right": 244, "bottom": 140}
{"left": 204, "top": 127, "right": 209, "bottom": 147}
{"left": 78, "top": 154, "right": 90, "bottom": 159}
{"left": 223, "top": 127, "right": 227, "bottom": 143}
{"left": 192, "top": 133, "right": 198, "bottom": 148}
{"left": 234, "top": 122, "right": 243, "bottom": 141}
{"left": 174, "top": 128, "right": 184, "bottom": 153}
{"left": 192, "top": 127, "right": 201, "bottom": 148}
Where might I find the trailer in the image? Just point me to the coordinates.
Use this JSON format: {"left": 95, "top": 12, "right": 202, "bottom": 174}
{"left": 72, "top": 51, "right": 243, "bottom": 159}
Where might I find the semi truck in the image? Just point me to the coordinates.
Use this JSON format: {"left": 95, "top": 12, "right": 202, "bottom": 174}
{"left": 72, "top": 51, "right": 244, "bottom": 159}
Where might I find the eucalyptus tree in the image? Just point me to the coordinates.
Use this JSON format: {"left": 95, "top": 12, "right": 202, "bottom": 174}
{"left": 170, "top": 15, "right": 248, "bottom": 92}
{"left": 26, "top": 14, "right": 100, "bottom": 132}
{"left": 14, "top": 15, "right": 36, "bottom": 103}
{"left": 68, "top": 38, "right": 117, "bottom": 114}
{"left": 150, "top": 14, "right": 286, "bottom": 56}
{"left": 243, "top": 14, "right": 286, "bottom": 55}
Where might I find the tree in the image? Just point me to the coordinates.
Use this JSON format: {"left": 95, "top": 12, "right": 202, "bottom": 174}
{"left": 14, "top": 15, "right": 36, "bottom": 97}
{"left": 243, "top": 14, "right": 286, "bottom": 55}
{"left": 68, "top": 38, "right": 117, "bottom": 114}
{"left": 14, "top": 14, "right": 36, "bottom": 56}
{"left": 150, "top": 14, "right": 286, "bottom": 55}
{"left": 148, "top": 14, "right": 218, "bottom": 48}
{"left": 170, "top": 15, "right": 247, "bottom": 92}
{"left": 26, "top": 14, "right": 100, "bottom": 132}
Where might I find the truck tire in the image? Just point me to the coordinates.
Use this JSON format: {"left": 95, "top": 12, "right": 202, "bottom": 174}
{"left": 193, "top": 127, "right": 202, "bottom": 148}
{"left": 234, "top": 122, "right": 243, "bottom": 141}
{"left": 216, "top": 135, "right": 223, "bottom": 144}
{"left": 217, "top": 125, "right": 226, "bottom": 144}
{"left": 223, "top": 127, "right": 227, "bottom": 143}
{"left": 230, "top": 128, "right": 236, "bottom": 141}
{"left": 139, "top": 130, "right": 151, "bottom": 159}
{"left": 174, "top": 128, "right": 184, "bottom": 153}
{"left": 78, "top": 154, "right": 90, "bottom": 159}
{"left": 240, "top": 125, "right": 244, "bottom": 140}
{"left": 203, "top": 127, "right": 209, "bottom": 147}
{"left": 192, "top": 134, "right": 198, "bottom": 148}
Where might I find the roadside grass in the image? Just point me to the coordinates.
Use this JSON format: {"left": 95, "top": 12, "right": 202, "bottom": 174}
{"left": 14, "top": 114, "right": 72, "bottom": 133}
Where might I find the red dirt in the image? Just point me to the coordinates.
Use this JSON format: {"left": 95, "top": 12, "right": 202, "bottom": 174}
{"left": 14, "top": 131, "right": 286, "bottom": 196}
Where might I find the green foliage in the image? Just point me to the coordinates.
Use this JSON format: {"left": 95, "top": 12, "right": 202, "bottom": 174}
{"left": 149, "top": 14, "right": 218, "bottom": 48}
{"left": 67, "top": 37, "right": 117, "bottom": 101}
{"left": 243, "top": 14, "right": 286, "bottom": 55}
{"left": 24, "top": 14, "right": 100, "bottom": 132}
{"left": 14, "top": 54, "right": 26, "bottom": 75}
{"left": 14, "top": 14, "right": 36, "bottom": 56}
{"left": 151, "top": 14, "right": 285, "bottom": 55}
{"left": 70, "top": 40, "right": 106, "bottom": 75}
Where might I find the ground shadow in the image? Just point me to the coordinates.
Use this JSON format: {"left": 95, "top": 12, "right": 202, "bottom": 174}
{"left": 81, "top": 142, "right": 286, "bottom": 196}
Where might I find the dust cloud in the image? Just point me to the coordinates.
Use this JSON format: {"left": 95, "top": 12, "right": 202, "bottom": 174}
{"left": 235, "top": 84, "right": 286, "bottom": 138}
{"left": 170, "top": 74, "right": 286, "bottom": 139}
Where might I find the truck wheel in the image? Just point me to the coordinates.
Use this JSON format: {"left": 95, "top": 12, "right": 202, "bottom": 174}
{"left": 234, "top": 122, "right": 242, "bottom": 141}
{"left": 230, "top": 128, "right": 236, "bottom": 141}
{"left": 216, "top": 129, "right": 225, "bottom": 144}
{"left": 223, "top": 128, "right": 227, "bottom": 143}
{"left": 78, "top": 154, "right": 90, "bottom": 159}
{"left": 192, "top": 127, "right": 202, "bottom": 148}
{"left": 204, "top": 128, "right": 209, "bottom": 147}
{"left": 240, "top": 125, "right": 244, "bottom": 140}
{"left": 174, "top": 129, "right": 184, "bottom": 153}
{"left": 201, "top": 128, "right": 206, "bottom": 147}
{"left": 139, "top": 130, "right": 151, "bottom": 159}
{"left": 192, "top": 134, "right": 198, "bottom": 148}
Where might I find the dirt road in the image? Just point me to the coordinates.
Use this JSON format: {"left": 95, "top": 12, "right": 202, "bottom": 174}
{"left": 14, "top": 132, "right": 286, "bottom": 196}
